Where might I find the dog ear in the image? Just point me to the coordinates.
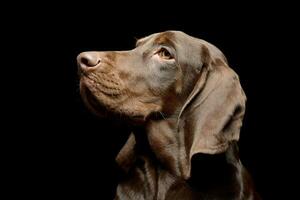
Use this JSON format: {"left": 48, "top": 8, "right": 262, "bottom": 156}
{"left": 115, "top": 133, "right": 137, "bottom": 172}
{"left": 174, "top": 44, "right": 246, "bottom": 179}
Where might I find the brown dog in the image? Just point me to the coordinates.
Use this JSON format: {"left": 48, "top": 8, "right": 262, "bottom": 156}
{"left": 78, "top": 31, "right": 260, "bottom": 200}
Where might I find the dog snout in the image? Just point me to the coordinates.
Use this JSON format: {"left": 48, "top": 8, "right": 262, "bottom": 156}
{"left": 77, "top": 52, "right": 101, "bottom": 71}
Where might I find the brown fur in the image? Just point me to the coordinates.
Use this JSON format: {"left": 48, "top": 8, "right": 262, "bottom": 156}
{"left": 77, "top": 31, "right": 260, "bottom": 200}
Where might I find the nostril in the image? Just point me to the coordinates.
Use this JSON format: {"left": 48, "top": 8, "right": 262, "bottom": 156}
{"left": 82, "top": 57, "right": 100, "bottom": 67}
{"left": 78, "top": 52, "right": 101, "bottom": 68}
{"left": 81, "top": 57, "right": 91, "bottom": 66}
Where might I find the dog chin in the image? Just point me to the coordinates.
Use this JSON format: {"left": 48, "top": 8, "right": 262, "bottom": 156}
{"left": 80, "top": 83, "right": 109, "bottom": 118}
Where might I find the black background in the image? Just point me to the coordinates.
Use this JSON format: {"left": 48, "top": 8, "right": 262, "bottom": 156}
{"left": 5, "top": 2, "right": 298, "bottom": 199}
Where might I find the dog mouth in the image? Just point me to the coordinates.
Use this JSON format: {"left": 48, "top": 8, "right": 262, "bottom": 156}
{"left": 83, "top": 74, "right": 123, "bottom": 97}
{"left": 81, "top": 84, "right": 146, "bottom": 123}
{"left": 80, "top": 75, "right": 127, "bottom": 118}
{"left": 79, "top": 75, "right": 153, "bottom": 123}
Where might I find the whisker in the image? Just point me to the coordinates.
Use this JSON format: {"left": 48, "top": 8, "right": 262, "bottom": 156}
{"left": 159, "top": 111, "right": 166, "bottom": 120}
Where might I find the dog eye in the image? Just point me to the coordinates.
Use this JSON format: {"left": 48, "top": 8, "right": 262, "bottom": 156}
{"left": 157, "top": 48, "right": 173, "bottom": 60}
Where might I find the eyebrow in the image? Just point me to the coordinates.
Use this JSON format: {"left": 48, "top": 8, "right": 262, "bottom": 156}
{"left": 153, "top": 33, "right": 175, "bottom": 48}
{"left": 135, "top": 32, "right": 176, "bottom": 48}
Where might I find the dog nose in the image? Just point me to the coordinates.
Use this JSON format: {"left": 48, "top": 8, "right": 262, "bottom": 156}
{"left": 77, "top": 52, "right": 101, "bottom": 70}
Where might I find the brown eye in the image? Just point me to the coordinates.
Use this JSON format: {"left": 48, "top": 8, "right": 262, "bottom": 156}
{"left": 157, "top": 48, "right": 173, "bottom": 59}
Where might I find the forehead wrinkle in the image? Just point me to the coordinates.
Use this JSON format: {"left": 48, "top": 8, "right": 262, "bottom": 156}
{"left": 136, "top": 32, "right": 165, "bottom": 48}
{"left": 153, "top": 32, "right": 176, "bottom": 48}
{"left": 135, "top": 38, "right": 146, "bottom": 47}
{"left": 135, "top": 34, "right": 155, "bottom": 47}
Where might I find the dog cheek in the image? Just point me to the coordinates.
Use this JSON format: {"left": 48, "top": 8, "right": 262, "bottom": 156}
{"left": 175, "top": 76, "right": 183, "bottom": 94}
{"left": 174, "top": 65, "right": 183, "bottom": 94}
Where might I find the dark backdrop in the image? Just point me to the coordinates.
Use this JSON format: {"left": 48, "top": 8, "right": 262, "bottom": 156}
{"left": 6, "top": 2, "right": 298, "bottom": 199}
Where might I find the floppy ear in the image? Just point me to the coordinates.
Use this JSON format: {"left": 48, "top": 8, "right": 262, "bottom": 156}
{"left": 175, "top": 44, "right": 247, "bottom": 179}
{"left": 115, "top": 133, "right": 137, "bottom": 172}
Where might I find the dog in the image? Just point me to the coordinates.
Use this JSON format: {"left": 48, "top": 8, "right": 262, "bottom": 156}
{"left": 78, "top": 31, "right": 260, "bottom": 199}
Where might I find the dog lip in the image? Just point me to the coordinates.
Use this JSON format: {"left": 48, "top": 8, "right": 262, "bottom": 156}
{"left": 80, "top": 83, "right": 108, "bottom": 116}
{"left": 81, "top": 75, "right": 122, "bottom": 98}
{"left": 131, "top": 115, "right": 145, "bottom": 119}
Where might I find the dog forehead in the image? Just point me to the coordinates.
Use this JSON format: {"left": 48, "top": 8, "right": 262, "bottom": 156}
{"left": 136, "top": 31, "right": 189, "bottom": 47}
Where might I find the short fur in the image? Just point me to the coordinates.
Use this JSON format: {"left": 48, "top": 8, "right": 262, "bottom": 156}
{"left": 77, "top": 31, "right": 260, "bottom": 200}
